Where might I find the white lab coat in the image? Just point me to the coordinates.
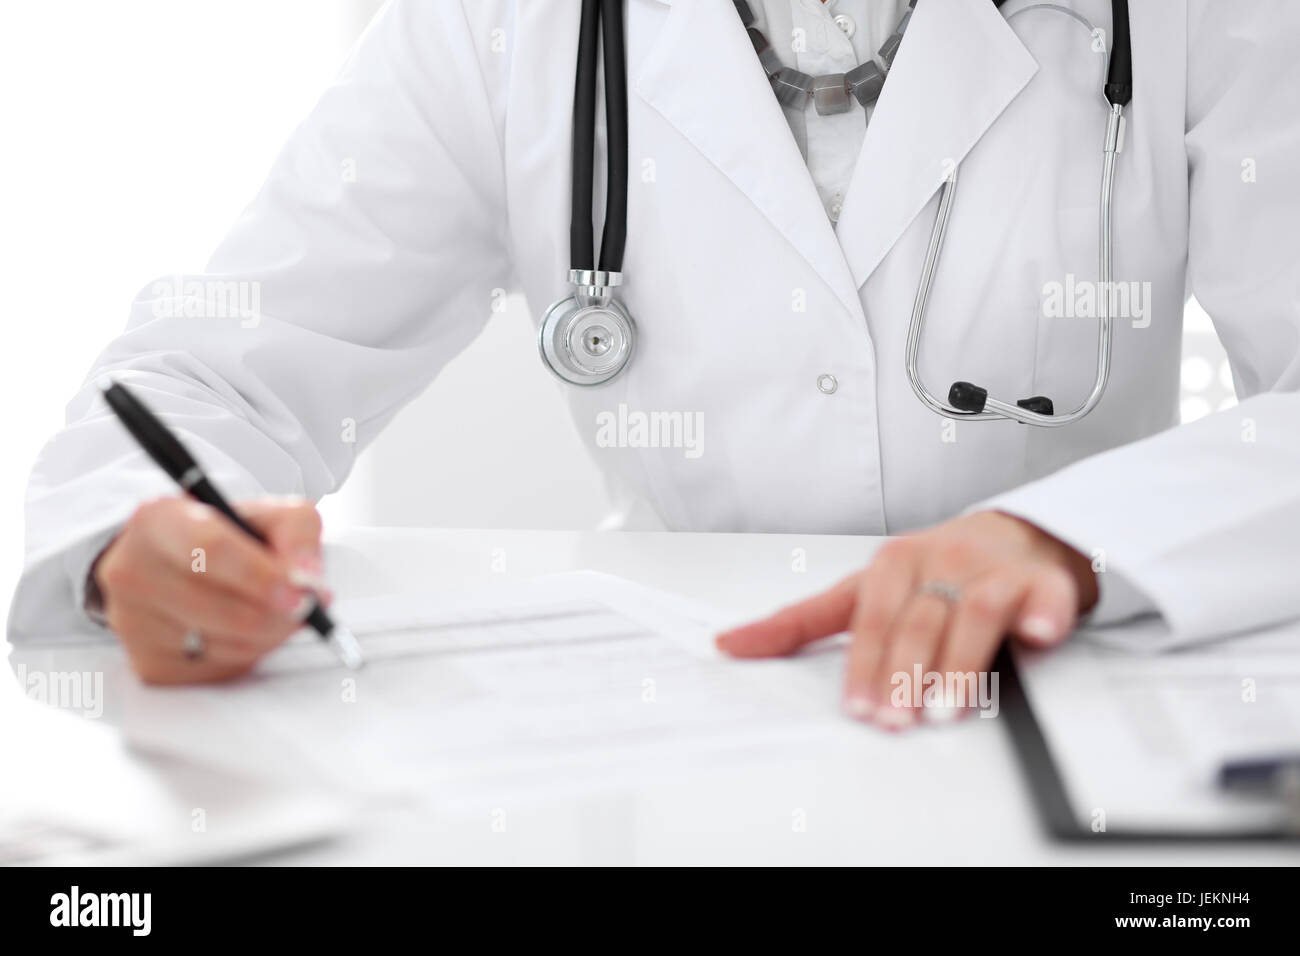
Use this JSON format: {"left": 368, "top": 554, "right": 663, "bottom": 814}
{"left": 11, "top": 0, "right": 1300, "bottom": 645}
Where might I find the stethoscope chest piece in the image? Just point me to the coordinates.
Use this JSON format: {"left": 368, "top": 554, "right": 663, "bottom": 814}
{"left": 539, "top": 270, "right": 635, "bottom": 387}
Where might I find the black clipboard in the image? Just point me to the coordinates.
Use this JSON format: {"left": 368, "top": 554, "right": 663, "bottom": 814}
{"left": 993, "top": 645, "right": 1299, "bottom": 841}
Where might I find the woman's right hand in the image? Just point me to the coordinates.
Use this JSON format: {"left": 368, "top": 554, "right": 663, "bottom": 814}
{"left": 92, "top": 495, "right": 329, "bottom": 684}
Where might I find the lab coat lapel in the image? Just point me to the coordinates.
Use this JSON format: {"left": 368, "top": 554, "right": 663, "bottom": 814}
{"left": 835, "top": 0, "right": 1039, "bottom": 289}
{"left": 635, "top": 0, "right": 862, "bottom": 316}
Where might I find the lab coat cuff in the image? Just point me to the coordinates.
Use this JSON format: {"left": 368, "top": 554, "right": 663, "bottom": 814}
{"left": 1077, "top": 565, "right": 1160, "bottom": 627}
{"left": 64, "top": 523, "right": 124, "bottom": 630}
{"left": 7, "top": 517, "right": 132, "bottom": 645}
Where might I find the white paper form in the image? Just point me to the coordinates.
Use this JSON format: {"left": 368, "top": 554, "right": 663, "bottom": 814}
{"left": 1014, "top": 622, "right": 1300, "bottom": 833}
{"left": 117, "top": 573, "right": 846, "bottom": 807}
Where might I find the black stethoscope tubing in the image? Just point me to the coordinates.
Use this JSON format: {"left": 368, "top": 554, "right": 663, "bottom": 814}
{"left": 571, "top": 0, "right": 628, "bottom": 276}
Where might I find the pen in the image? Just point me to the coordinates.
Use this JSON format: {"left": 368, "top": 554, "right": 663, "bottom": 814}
{"left": 1218, "top": 754, "right": 1300, "bottom": 797}
{"left": 99, "top": 379, "right": 364, "bottom": 670}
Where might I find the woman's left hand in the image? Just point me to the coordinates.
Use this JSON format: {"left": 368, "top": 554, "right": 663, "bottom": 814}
{"left": 715, "top": 511, "right": 1099, "bottom": 729}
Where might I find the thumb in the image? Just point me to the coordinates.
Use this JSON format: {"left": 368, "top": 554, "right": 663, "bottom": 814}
{"left": 1011, "top": 565, "right": 1079, "bottom": 647}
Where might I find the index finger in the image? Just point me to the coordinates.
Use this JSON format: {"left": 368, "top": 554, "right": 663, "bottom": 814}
{"left": 715, "top": 572, "right": 861, "bottom": 658}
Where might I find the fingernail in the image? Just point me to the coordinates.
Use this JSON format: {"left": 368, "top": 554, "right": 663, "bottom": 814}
{"left": 1019, "top": 615, "right": 1061, "bottom": 644}
{"left": 714, "top": 633, "right": 733, "bottom": 653}
{"left": 271, "top": 585, "right": 300, "bottom": 612}
{"left": 293, "top": 549, "right": 323, "bottom": 575}
{"left": 923, "top": 702, "right": 960, "bottom": 724}
{"left": 289, "top": 593, "right": 315, "bottom": 621}
{"left": 845, "top": 695, "right": 873, "bottom": 721}
{"left": 289, "top": 567, "right": 327, "bottom": 593}
{"left": 289, "top": 551, "right": 326, "bottom": 593}
{"left": 874, "top": 705, "right": 915, "bottom": 731}
{"left": 272, "top": 586, "right": 314, "bottom": 620}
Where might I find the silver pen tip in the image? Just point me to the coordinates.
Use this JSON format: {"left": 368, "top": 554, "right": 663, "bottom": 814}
{"left": 328, "top": 625, "right": 365, "bottom": 670}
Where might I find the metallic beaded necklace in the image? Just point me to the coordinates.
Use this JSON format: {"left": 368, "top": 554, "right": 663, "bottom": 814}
{"left": 733, "top": 0, "right": 914, "bottom": 116}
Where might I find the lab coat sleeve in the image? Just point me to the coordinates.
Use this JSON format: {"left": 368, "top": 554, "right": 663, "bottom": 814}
{"left": 976, "top": 0, "right": 1300, "bottom": 644}
{"left": 9, "top": 1, "right": 511, "bottom": 641}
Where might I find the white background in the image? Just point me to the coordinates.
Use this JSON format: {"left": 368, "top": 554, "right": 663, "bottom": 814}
{"left": 0, "top": 1, "right": 1232, "bottom": 627}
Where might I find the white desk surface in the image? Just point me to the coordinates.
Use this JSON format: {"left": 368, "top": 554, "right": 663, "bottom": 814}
{"left": 17, "top": 528, "right": 1300, "bottom": 865}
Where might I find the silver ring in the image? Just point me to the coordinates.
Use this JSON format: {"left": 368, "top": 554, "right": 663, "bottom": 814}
{"left": 917, "top": 580, "right": 962, "bottom": 604}
{"left": 182, "top": 631, "right": 206, "bottom": 661}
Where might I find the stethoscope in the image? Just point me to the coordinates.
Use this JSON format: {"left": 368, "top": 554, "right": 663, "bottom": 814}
{"left": 909, "top": 0, "right": 1132, "bottom": 426}
{"left": 540, "top": 0, "right": 1133, "bottom": 428}
{"left": 539, "top": 0, "right": 634, "bottom": 387}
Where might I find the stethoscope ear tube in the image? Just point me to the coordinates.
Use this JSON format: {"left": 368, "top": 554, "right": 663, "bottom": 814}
{"left": 597, "top": 0, "right": 629, "bottom": 273}
{"left": 1103, "top": 0, "right": 1132, "bottom": 107}
{"left": 568, "top": 0, "right": 629, "bottom": 274}
{"left": 569, "top": 0, "right": 600, "bottom": 272}
{"left": 904, "top": 0, "right": 1130, "bottom": 427}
